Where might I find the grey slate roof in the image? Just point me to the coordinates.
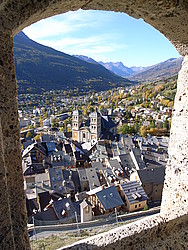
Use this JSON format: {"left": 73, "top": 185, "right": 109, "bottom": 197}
{"left": 108, "top": 159, "right": 122, "bottom": 170}
{"left": 111, "top": 142, "right": 119, "bottom": 157}
{"left": 46, "top": 142, "right": 56, "bottom": 153}
{"left": 53, "top": 198, "right": 76, "bottom": 220}
{"left": 34, "top": 207, "right": 58, "bottom": 222}
{"left": 96, "top": 185, "right": 124, "bottom": 210}
{"left": 91, "top": 161, "right": 114, "bottom": 185}
{"left": 74, "top": 151, "right": 88, "bottom": 162}
{"left": 51, "top": 151, "right": 75, "bottom": 168}
{"left": 117, "top": 141, "right": 128, "bottom": 155}
{"left": 101, "top": 116, "right": 116, "bottom": 130}
{"left": 23, "top": 140, "right": 33, "bottom": 150}
{"left": 42, "top": 134, "right": 51, "bottom": 142}
{"left": 78, "top": 168, "right": 88, "bottom": 182}
{"left": 86, "top": 168, "right": 101, "bottom": 190}
{"left": 137, "top": 166, "right": 165, "bottom": 185}
{"left": 108, "top": 159, "right": 124, "bottom": 178}
{"left": 121, "top": 136, "right": 134, "bottom": 150}
{"left": 131, "top": 148, "right": 145, "bottom": 169}
{"left": 91, "top": 161, "right": 103, "bottom": 169}
{"left": 38, "top": 191, "right": 50, "bottom": 211}
{"left": 120, "top": 181, "right": 148, "bottom": 204}
{"left": 23, "top": 158, "right": 49, "bottom": 176}
{"left": 64, "top": 144, "right": 73, "bottom": 154}
{"left": 119, "top": 154, "right": 135, "bottom": 170}
{"left": 49, "top": 167, "right": 75, "bottom": 195}
{"left": 71, "top": 170, "right": 81, "bottom": 193}
{"left": 22, "top": 142, "right": 46, "bottom": 159}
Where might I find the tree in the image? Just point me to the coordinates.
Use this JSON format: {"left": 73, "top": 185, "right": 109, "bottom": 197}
{"left": 26, "top": 131, "right": 32, "bottom": 138}
{"left": 147, "top": 127, "right": 159, "bottom": 136}
{"left": 33, "top": 134, "right": 40, "bottom": 141}
{"left": 143, "top": 204, "right": 148, "bottom": 211}
{"left": 51, "top": 118, "right": 59, "bottom": 127}
{"left": 140, "top": 126, "right": 147, "bottom": 137}
{"left": 59, "top": 126, "right": 65, "bottom": 132}
{"left": 129, "top": 126, "right": 136, "bottom": 135}
{"left": 163, "top": 120, "right": 169, "bottom": 130}
{"left": 168, "top": 101, "right": 174, "bottom": 108}
{"left": 118, "top": 124, "right": 136, "bottom": 135}
{"left": 83, "top": 108, "right": 87, "bottom": 116}
{"left": 161, "top": 99, "right": 169, "bottom": 107}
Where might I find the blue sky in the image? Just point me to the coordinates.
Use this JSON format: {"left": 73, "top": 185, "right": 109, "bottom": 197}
{"left": 23, "top": 9, "right": 180, "bottom": 67}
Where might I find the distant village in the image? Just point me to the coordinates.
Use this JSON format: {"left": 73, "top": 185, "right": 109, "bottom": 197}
{"left": 20, "top": 86, "right": 170, "bottom": 224}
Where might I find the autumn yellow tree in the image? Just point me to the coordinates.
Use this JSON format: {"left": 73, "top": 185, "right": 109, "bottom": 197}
{"left": 168, "top": 101, "right": 174, "bottom": 108}
{"left": 140, "top": 126, "right": 147, "bottom": 137}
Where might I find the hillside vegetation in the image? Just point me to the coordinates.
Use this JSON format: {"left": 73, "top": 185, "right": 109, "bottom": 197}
{"left": 129, "top": 58, "right": 182, "bottom": 82}
{"left": 76, "top": 55, "right": 182, "bottom": 82}
{"left": 116, "top": 76, "right": 177, "bottom": 137}
{"left": 13, "top": 32, "right": 132, "bottom": 94}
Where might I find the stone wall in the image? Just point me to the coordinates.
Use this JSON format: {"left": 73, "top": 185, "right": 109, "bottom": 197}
{"left": 161, "top": 55, "right": 188, "bottom": 219}
{"left": 0, "top": 1, "right": 188, "bottom": 249}
{"left": 0, "top": 31, "right": 30, "bottom": 249}
{"left": 60, "top": 214, "right": 188, "bottom": 250}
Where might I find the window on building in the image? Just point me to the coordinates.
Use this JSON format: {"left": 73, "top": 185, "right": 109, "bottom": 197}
{"left": 135, "top": 204, "right": 137, "bottom": 208}
{"left": 85, "top": 206, "right": 90, "bottom": 213}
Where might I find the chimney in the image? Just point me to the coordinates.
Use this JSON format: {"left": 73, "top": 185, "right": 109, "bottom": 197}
{"left": 43, "top": 159, "right": 46, "bottom": 167}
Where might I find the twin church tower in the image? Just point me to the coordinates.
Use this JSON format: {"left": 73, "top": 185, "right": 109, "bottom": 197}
{"left": 72, "top": 109, "right": 101, "bottom": 143}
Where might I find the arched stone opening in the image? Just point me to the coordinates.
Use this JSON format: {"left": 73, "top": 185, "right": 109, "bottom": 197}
{"left": 0, "top": 1, "right": 187, "bottom": 249}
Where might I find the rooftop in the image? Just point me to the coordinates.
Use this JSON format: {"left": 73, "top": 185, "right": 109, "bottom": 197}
{"left": 137, "top": 166, "right": 165, "bottom": 185}
{"left": 120, "top": 181, "right": 148, "bottom": 204}
{"left": 96, "top": 185, "right": 124, "bottom": 210}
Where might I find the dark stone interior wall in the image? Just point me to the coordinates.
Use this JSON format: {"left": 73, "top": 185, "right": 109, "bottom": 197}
{"left": 0, "top": 31, "right": 30, "bottom": 249}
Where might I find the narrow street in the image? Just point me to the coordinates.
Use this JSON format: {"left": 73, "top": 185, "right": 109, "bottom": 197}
{"left": 29, "top": 207, "right": 160, "bottom": 240}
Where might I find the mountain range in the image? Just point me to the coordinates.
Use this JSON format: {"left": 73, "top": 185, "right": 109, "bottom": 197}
{"left": 13, "top": 32, "right": 132, "bottom": 94}
{"left": 128, "top": 57, "right": 183, "bottom": 82}
{"left": 14, "top": 32, "right": 182, "bottom": 94}
{"left": 75, "top": 56, "right": 183, "bottom": 82}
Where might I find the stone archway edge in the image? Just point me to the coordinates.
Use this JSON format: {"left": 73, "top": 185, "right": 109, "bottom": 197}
{"left": 0, "top": 1, "right": 188, "bottom": 249}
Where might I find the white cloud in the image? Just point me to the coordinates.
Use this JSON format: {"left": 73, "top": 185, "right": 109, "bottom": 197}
{"left": 23, "top": 9, "right": 114, "bottom": 40}
{"left": 22, "top": 10, "right": 137, "bottom": 64}
{"left": 35, "top": 34, "right": 128, "bottom": 63}
{"left": 24, "top": 17, "right": 77, "bottom": 39}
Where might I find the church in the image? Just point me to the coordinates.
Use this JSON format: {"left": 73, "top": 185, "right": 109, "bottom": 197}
{"left": 72, "top": 109, "right": 117, "bottom": 143}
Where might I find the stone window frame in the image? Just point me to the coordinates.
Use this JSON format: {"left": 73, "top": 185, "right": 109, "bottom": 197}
{"left": 0, "top": 1, "right": 187, "bottom": 250}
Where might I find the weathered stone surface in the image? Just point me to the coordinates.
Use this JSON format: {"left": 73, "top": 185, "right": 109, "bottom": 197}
{"left": 0, "top": 1, "right": 188, "bottom": 55}
{"left": 0, "top": 1, "right": 187, "bottom": 249}
{"left": 60, "top": 214, "right": 188, "bottom": 250}
{"left": 0, "top": 31, "right": 30, "bottom": 249}
{"left": 161, "top": 55, "right": 188, "bottom": 219}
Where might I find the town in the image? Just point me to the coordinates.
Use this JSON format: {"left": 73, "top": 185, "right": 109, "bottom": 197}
{"left": 19, "top": 79, "right": 174, "bottom": 226}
